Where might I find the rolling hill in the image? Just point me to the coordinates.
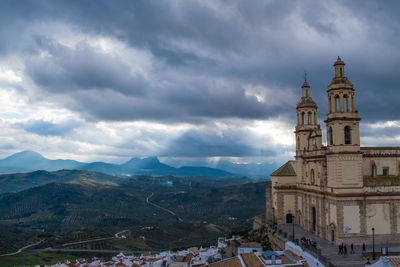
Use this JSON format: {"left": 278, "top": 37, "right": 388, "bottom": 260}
{"left": 0, "top": 171, "right": 267, "bottom": 253}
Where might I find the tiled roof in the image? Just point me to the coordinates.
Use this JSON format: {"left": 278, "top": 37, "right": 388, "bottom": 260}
{"left": 189, "top": 247, "right": 200, "bottom": 255}
{"left": 240, "top": 253, "right": 263, "bottom": 267}
{"left": 239, "top": 242, "right": 261, "bottom": 248}
{"left": 284, "top": 250, "right": 302, "bottom": 260}
{"left": 208, "top": 257, "right": 242, "bottom": 267}
{"left": 386, "top": 256, "right": 400, "bottom": 266}
{"left": 270, "top": 161, "right": 296, "bottom": 177}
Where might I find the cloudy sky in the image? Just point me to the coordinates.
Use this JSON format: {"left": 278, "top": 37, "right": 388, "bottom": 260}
{"left": 0, "top": 0, "right": 399, "bottom": 172}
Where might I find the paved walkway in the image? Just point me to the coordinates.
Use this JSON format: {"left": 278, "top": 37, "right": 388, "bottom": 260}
{"left": 277, "top": 224, "right": 400, "bottom": 267}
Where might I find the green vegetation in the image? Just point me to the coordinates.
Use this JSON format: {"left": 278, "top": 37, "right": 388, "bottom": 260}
{"left": 0, "top": 251, "right": 77, "bottom": 267}
{"left": 0, "top": 170, "right": 122, "bottom": 194}
{"left": 0, "top": 169, "right": 266, "bottom": 265}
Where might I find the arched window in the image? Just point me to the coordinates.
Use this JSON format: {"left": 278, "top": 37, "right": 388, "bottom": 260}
{"left": 286, "top": 213, "right": 293, "bottom": 224}
{"left": 329, "top": 127, "right": 333, "bottom": 145}
{"left": 343, "top": 95, "right": 348, "bottom": 112}
{"left": 335, "top": 96, "right": 340, "bottom": 112}
{"left": 308, "top": 112, "right": 312, "bottom": 125}
{"left": 371, "top": 161, "right": 377, "bottom": 177}
{"left": 301, "top": 112, "right": 305, "bottom": 125}
{"left": 344, "top": 126, "right": 351, "bottom": 144}
{"left": 297, "top": 136, "right": 300, "bottom": 150}
{"left": 310, "top": 169, "right": 315, "bottom": 185}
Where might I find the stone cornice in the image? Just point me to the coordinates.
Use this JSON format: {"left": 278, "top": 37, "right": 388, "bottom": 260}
{"left": 324, "top": 117, "right": 361, "bottom": 123}
{"left": 274, "top": 184, "right": 400, "bottom": 199}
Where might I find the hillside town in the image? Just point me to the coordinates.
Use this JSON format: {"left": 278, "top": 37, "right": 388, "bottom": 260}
{"left": 39, "top": 236, "right": 323, "bottom": 267}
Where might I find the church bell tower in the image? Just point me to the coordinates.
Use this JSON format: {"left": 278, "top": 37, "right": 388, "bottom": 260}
{"left": 295, "top": 80, "right": 322, "bottom": 156}
{"left": 325, "top": 57, "right": 361, "bottom": 153}
{"left": 324, "top": 57, "right": 363, "bottom": 190}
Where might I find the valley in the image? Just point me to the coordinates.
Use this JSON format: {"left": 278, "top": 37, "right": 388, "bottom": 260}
{"left": 0, "top": 169, "right": 266, "bottom": 259}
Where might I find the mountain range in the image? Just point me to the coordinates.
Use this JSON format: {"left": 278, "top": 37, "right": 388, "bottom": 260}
{"left": 0, "top": 151, "right": 240, "bottom": 178}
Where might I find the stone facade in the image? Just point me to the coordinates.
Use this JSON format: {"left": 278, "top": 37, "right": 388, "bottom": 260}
{"left": 268, "top": 57, "right": 400, "bottom": 245}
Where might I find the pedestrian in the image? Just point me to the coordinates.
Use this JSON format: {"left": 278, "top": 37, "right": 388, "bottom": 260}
{"left": 362, "top": 243, "right": 366, "bottom": 252}
{"left": 338, "top": 244, "right": 341, "bottom": 255}
{"left": 344, "top": 244, "right": 347, "bottom": 255}
{"left": 351, "top": 243, "right": 354, "bottom": 254}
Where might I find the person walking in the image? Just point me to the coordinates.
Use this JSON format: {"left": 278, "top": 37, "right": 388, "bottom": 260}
{"left": 338, "top": 244, "right": 342, "bottom": 255}
{"left": 344, "top": 244, "right": 347, "bottom": 255}
{"left": 362, "top": 243, "right": 366, "bottom": 252}
{"left": 351, "top": 243, "right": 354, "bottom": 254}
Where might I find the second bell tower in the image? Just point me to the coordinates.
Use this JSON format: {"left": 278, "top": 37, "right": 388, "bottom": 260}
{"left": 325, "top": 57, "right": 361, "bottom": 153}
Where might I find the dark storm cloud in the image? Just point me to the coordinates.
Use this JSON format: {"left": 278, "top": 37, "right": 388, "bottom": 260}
{"left": 26, "top": 37, "right": 147, "bottom": 96}
{"left": 0, "top": 0, "right": 399, "bottom": 124}
{"left": 361, "top": 124, "right": 400, "bottom": 140}
{"left": 16, "top": 119, "right": 81, "bottom": 136}
{"left": 63, "top": 81, "right": 285, "bottom": 123}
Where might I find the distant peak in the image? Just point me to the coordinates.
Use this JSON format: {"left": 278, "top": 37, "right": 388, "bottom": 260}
{"left": 124, "top": 156, "right": 159, "bottom": 164}
{"left": 143, "top": 156, "right": 160, "bottom": 162}
{"left": 9, "top": 150, "right": 45, "bottom": 158}
{"left": 18, "top": 150, "right": 42, "bottom": 155}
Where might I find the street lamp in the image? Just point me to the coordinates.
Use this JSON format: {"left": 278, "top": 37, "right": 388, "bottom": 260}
{"left": 372, "top": 227, "right": 375, "bottom": 260}
{"left": 292, "top": 215, "right": 295, "bottom": 242}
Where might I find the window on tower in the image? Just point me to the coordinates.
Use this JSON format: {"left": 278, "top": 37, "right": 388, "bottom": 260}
{"left": 302, "top": 112, "right": 305, "bottom": 125}
{"left": 335, "top": 96, "right": 340, "bottom": 112}
{"left": 371, "top": 161, "right": 377, "bottom": 177}
{"left": 383, "top": 167, "right": 389, "bottom": 177}
{"left": 310, "top": 169, "right": 315, "bottom": 185}
{"left": 329, "top": 127, "right": 333, "bottom": 145}
{"left": 344, "top": 126, "right": 351, "bottom": 144}
{"left": 343, "top": 95, "right": 348, "bottom": 112}
{"left": 308, "top": 112, "right": 311, "bottom": 125}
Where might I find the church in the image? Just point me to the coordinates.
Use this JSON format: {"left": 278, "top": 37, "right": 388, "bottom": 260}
{"left": 266, "top": 57, "right": 400, "bottom": 245}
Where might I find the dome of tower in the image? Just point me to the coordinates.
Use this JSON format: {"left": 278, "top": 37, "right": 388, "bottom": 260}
{"left": 328, "top": 56, "right": 354, "bottom": 88}
{"left": 297, "top": 78, "right": 317, "bottom": 108}
{"left": 296, "top": 97, "right": 317, "bottom": 108}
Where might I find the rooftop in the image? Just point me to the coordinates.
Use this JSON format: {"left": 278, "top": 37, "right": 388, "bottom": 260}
{"left": 240, "top": 253, "right": 264, "bottom": 267}
{"left": 208, "top": 257, "right": 242, "bottom": 267}
{"left": 239, "top": 242, "right": 262, "bottom": 248}
{"left": 271, "top": 161, "right": 296, "bottom": 177}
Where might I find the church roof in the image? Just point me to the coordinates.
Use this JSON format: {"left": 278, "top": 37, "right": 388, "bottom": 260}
{"left": 328, "top": 77, "right": 353, "bottom": 87}
{"left": 270, "top": 160, "right": 296, "bottom": 176}
{"left": 296, "top": 96, "right": 317, "bottom": 108}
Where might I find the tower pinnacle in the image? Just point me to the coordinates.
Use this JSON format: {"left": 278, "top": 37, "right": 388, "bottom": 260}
{"left": 334, "top": 56, "right": 345, "bottom": 78}
{"left": 301, "top": 78, "right": 310, "bottom": 97}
